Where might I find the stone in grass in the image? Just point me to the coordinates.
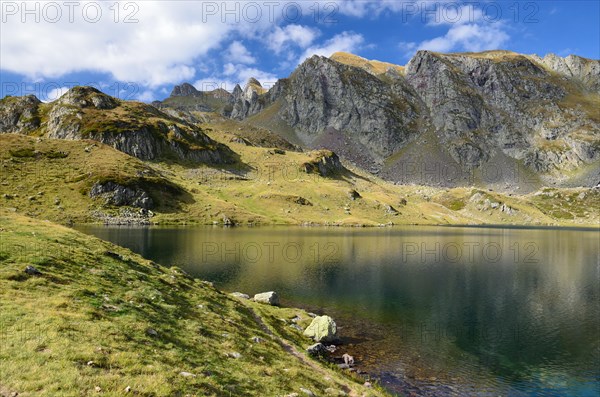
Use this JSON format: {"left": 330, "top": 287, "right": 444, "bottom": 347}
{"left": 179, "top": 371, "right": 196, "bottom": 378}
{"left": 230, "top": 292, "right": 250, "bottom": 299}
{"left": 146, "top": 328, "right": 158, "bottom": 337}
{"left": 303, "top": 315, "right": 338, "bottom": 343}
{"left": 24, "top": 265, "right": 42, "bottom": 276}
{"left": 289, "top": 324, "right": 303, "bottom": 332}
{"left": 300, "top": 388, "right": 316, "bottom": 396}
{"left": 253, "top": 291, "right": 279, "bottom": 306}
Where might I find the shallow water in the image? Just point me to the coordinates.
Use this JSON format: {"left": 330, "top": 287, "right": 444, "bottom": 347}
{"left": 78, "top": 225, "right": 600, "bottom": 397}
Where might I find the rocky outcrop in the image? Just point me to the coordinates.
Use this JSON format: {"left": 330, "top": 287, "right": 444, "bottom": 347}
{"left": 230, "top": 79, "right": 272, "bottom": 120}
{"left": 161, "top": 83, "right": 234, "bottom": 113}
{"left": 170, "top": 83, "right": 201, "bottom": 97}
{"left": 531, "top": 53, "right": 600, "bottom": 92}
{"left": 0, "top": 95, "right": 42, "bottom": 134}
{"left": 90, "top": 181, "right": 153, "bottom": 209}
{"left": 301, "top": 150, "right": 346, "bottom": 177}
{"left": 0, "top": 86, "right": 236, "bottom": 165}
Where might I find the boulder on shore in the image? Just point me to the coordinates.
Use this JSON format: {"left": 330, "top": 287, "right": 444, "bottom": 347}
{"left": 303, "top": 315, "right": 338, "bottom": 343}
{"left": 253, "top": 291, "right": 279, "bottom": 306}
{"left": 306, "top": 343, "right": 327, "bottom": 356}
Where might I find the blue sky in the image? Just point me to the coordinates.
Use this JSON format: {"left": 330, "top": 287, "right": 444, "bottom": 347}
{"left": 1, "top": 1, "right": 598, "bottom": 102}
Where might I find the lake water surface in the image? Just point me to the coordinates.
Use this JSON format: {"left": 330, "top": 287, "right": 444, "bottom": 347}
{"left": 78, "top": 225, "right": 600, "bottom": 397}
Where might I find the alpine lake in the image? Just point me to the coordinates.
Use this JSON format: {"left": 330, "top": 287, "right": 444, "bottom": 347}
{"left": 77, "top": 225, "right": 600, "bottom": 397}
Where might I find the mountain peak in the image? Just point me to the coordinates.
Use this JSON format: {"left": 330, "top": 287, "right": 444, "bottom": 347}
{"left": 247, "top": 77, "right": 262, "bottom": 87}
{"left": 56, "top": 86, "right": 118, "bottom": 109}
{"left": 170, "top": 83, "right": 199, "bottom": 97}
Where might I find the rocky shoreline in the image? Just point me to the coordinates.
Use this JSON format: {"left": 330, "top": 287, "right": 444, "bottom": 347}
{"left": 227, "top": 290, "right": 378, "bottom": 391}
{"left": 228, "top": 290, "right": 512, "bottom": 397}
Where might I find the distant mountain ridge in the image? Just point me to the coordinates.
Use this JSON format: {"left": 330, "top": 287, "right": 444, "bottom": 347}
{"left": 159, "top": 50, "right": 600, "bottom": 190}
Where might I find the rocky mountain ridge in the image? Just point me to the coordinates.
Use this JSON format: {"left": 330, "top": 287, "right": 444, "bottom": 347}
{"left": 0, "top": 86, "right": 235, "bottom": 164}
{"left": 161, "top": 50, "right": 600, "bottom": 190}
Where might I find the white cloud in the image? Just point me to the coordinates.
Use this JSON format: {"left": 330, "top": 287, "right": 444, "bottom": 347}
{"left": 194, "top": 78, "right": 236, "bottom": 92}
{"left": 225, "top": 41, "right": 256, "bottom": 64}
{"left": 135, "top": 90, "right": 158, "bottom": 102}
{"left": 4, "top": 0, "right": 507, "bottom": 93}
{"left": 237, "top": 66, "right": 278, "bottom": 87}
{"left": 1, "top": 1, "right": 236, "bottom": 86}
{"left": 42, "top": 86, "right": 69, "bottom": 102}
{"left": 299, "top": 32, "right": 364, "bottom": 63}
{"left": 418, "top": 23, "right": 509, "bottom": 53}
{"left": 398, "top": 41, "right": 418, "bottom": 57}
{"left": 267, "top": 24, "right": 320, "bottom": 54}
{"left": 400, "top": 3, "right": 510, "bottom": 59}
{"left": 195, "top": 65, "right": 278, "bottom": 92}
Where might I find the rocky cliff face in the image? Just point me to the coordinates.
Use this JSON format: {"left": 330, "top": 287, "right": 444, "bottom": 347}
{"left": 404, "top": 51, "right": 599, "bottom": 174}
{"left": 0, "top": 87, "right": 235, "bottom": 165}
{"left": 230, "top": 81, "right": 264, "bottom": 120}
{"left": 222, "top": 56, "right": 424, "bottom": 170}
{"left": 531, "top": 53, "right": 600, "bottom": 92}
{"left": 0, "top": 95, "right": 42, "bottom": 134}
{"left": 219, "top": 50, "right": 599, "bottom": 189}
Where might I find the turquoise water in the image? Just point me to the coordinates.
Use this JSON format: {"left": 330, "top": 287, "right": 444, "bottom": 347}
{"left": 78, "top": 225, "right": 600, "bottom": 396}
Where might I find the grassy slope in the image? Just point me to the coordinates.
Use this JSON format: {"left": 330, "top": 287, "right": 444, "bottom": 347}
{"left": 0, "top": 134, "right": 187, "bottom": 223}
{"left": 329, "top": 53, "right": 405, "bottom": 76}
{"left": 1, "top": 133, "right": 599, "bottom": 227}
{"left": 0, "top": 211, "right": 386, "bottom": 396}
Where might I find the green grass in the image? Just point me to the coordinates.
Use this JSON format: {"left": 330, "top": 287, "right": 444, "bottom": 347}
{"left": 0, "top": 211, "right": 388, "bottom": 396}
{"left": 0, "top": 134, "right": 188, "bottom": 223}
{"left": 2, "top": 132, "right": 598, "bottom": 228}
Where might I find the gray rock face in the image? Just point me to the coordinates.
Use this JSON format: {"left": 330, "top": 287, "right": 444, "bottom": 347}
{"left": 170, "top": 83, "right": 200, "bottom": 97}
{"left": 161, "top": 84, "right": 234, "bottom": 113}
{"left": 270, "top": 56, "right": 421, "bottom": 161}
{"left": 55, "top": 86, "right": 118, "bottom": 109}
{"left": 0, "top": 95, "right": 41, "bottom": 134}
{"left": 90, "top": 182, "right": 153, "bottom": 209}
{"left": 404, "top": 51, "right": 574, "bottom": 168}
{"left": 531, "top": 53, "right": 600, "bottom": 92}
{"left": 230, "top": 80, "right": 271, "bottom": 120}
{"left": 301, "top": 150, "right": 346, "bottom": 177}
